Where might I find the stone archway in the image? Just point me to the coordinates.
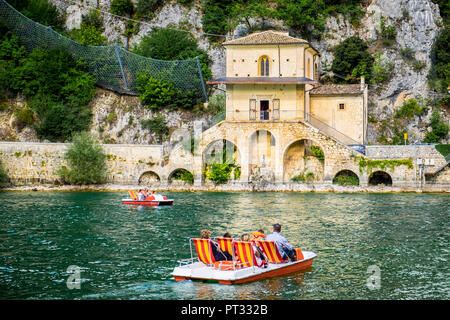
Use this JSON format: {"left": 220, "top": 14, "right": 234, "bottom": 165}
{"left": 369, "top": 171, "right": 393, "bottom": 186}
{"left": 283, "top": 139, "right": 325, "bottom": 182}
{"left": 168, "top": 168, "right": 194, "bottom": 185}
{"left": 138, "top": 171, "right": 161, "bottom": 186}
{"left": 249, "top": 130, "right": 277, "bottom": 182}
{"left": 203, "top": 139, "right": 241, "bottom": 183}
{"left": 332, "top": 170, "right": 360, "bottom": 186}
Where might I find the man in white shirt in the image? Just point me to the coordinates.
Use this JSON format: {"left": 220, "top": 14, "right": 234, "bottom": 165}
{"left": 266, "top": 223, "right": 297, "bottom": 261}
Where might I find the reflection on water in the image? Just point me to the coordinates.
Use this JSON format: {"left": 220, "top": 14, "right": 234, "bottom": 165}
{"left": 0, "top": 191, "right": 448, "bottom": 300}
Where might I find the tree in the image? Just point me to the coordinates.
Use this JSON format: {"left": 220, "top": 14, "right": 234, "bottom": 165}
{"left": 133, "top": 27, "right": 211, "bottom": 80}
{"left": 57, "top": 132, "right": 107, "bottom": 185}
{"left": 226, "top": 0, "right": 277, "bottom": 32}
{"left": 429, "top": 25, "right": 450, "bottom": 92}
{"left": 331, "top": 36, "right": 374, "bottom": 82}
{"left": 276, "top": 0, "right": 326, "bottom": 40}
{"left": 68, "top": 9, "right": 107, "bottom": 46}
{"left": 110, "top": 0, "right": 134, "bottom": 16}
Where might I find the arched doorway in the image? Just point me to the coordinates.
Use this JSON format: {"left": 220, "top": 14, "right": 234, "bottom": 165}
{"left": 249, "top": 130, "right": 277, "bottom": 182}
{"left": 168, "top": 168, "right": 194, "bottom": 185}
{"left": 333, "top": 170, "right": 360, "bottom": 186}
{"left": 203, "top": 139, "right": 241, "bottom": 184}
{"left": 369, "top": 171, "right": 393, "bottom": 186}
{"left": 283, "top": 139, "right": 324, "bottom": 182}
{"left": 138, "top": 171, "right": 161, "bottom": 186}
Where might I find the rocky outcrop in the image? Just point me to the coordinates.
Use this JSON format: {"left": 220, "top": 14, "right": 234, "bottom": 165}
{"left": 17, "top": 0, "right": 450, "bottom": 145}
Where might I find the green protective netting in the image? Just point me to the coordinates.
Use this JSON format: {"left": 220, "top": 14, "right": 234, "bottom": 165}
{"left": 0, "top": 0, "right": 208, "bottom": 100}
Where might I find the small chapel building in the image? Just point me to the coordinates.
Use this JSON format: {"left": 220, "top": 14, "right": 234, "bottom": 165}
{"left": 207, "top": 30, "right": 368, "bottom": 145}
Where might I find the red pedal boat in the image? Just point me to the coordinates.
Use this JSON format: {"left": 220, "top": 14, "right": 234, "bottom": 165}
{"left": 172, "top": 237, "right": 316, "bottom": 285}
{"left": 122, "top": 191, "right": 174, "bottom": 206}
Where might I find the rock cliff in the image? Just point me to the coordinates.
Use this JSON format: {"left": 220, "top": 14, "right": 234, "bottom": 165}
{"left": 1, "top": 0, "right": 448, "bottom": 144}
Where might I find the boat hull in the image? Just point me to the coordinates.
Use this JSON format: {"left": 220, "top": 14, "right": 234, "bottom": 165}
{"left": 172, "top": 251, "right": 316, "bottom": 285}
{"left": 122, "top": 199, "right": 174, "bottom": 206}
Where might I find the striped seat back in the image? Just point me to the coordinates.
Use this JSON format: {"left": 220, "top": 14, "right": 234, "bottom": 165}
{"left": 192, "top": 238, "right": 215, "bottom": 265}
{"left": 215, "top": 237, "right": 233, "bottom": 256}
{"left": 256, "top": 240, "right": 286, "bottom": 263}
{"left": 128, "top": 190, "right": 137, "bottom": 200}
{"left": 234, "top": 241, "right": 256, "bottom": 268}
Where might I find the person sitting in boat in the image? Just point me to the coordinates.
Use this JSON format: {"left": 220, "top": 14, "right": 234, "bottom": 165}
{"left": 240, "top": 233, "right": 267, "bottom": 268}
{"left": 200, "top": 229, "right": 232, "bottom": 261}
{"left": 266, "top": 223, "right": 297, "bottom": 262}
{"left": 152, "top": 191, "right": 164, "bottom": 201}
{"left": 223, "top": 232, "right": 232, "bottom": 238}
{"left": 138, "top": 189, "right": 146, "bottom": 201}
{"left": 250, "top": 229, "right": 265, "bottom": 241}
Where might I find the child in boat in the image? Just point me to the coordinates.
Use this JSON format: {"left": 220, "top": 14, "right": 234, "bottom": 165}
{"left": 241, "top": 233, "right": 267, "bottom": 268}
{"left": 200, "top": 229, "right": 232, "bottom": 261}
{"left": 138, "top": 189, "right": 146, "bottom": 200}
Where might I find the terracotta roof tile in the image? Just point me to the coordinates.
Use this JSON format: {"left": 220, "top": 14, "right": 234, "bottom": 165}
{"left": 223, "top": 30, "right": 308, "bottom": 46}
{"left": 309, "top": 84, "right": 363, "bottom": 95}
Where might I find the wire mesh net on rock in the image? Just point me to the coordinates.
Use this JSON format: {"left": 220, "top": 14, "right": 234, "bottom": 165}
{"left": 0, "top": 0, "right": 207, "bottom": 100}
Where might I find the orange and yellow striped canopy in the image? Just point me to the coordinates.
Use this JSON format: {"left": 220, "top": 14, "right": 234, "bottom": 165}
{"left": 256, "top": 240, "right": 285, "bottom": 263}
{"left": 216, "top": 237, "right": 233, "bottom": 256}
{"left": 234, "top": 241, "right": 255, "bottom": 268}
{"left": 192, "top": 238, "right": 215, "bottom": 265}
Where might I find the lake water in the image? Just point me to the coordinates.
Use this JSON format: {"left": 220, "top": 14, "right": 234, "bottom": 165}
{"left": 0, "top": 191, "right": 448, "bottom": 300}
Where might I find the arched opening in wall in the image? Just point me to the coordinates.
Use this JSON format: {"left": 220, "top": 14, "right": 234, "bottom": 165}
{"left": 332, "top": 170, "right": 359, "bottom": 186}
{"left": 369, "top": 171, "right": 393, "bottom": 186}
{"left": 283, "top": 139, "right": 324, "bottom": 182}
{"left": 258, "top": 55, "right": 270, "bottom": 76}
{"left": 249, "top": 130, "right": 277, "bottom": 181}
{"left": 168, "top": 168, "right": 194, "bottom": 185}
{"left": 203, "top": 139, "right": 241, "bottom": 184}
{"left": 138, "top": 171, "right": 161, "bottom": 186}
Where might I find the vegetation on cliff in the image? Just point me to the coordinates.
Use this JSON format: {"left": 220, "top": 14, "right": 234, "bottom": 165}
{"left": 0, "top": 31, "right": 96, "bottom": 142}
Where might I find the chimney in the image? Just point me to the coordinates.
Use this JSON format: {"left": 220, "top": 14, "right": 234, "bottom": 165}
{"left": 360, "top": 76, "right": 365, "bottom": 91}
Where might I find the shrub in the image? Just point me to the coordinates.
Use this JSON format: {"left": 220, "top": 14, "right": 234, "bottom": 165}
{"left": 276, "top": 0, "right": 326, "bottom": 40}
{"left": 379, "top": 16, "right": 397, "bottom": 40}
{"left": 135, "top": 0, "right": 165, "bottom": 18}
{"left": 136, "top": 74, "right": 178, "bottom": 109}
{"left": 412, "top": 60, "right": 427, "bottom": 72}
{"left": 14, "top": 106, "right": 35, "bottom": 127}
{"left": 57, "top": 131, "right": 107, "bottom": 185}
{"left": 201, "top": 0, "right": 233, "bottom": 42}
{"left": 309, "top": 145, "right": 325, "bottom": 161}
{"left": 400, "top": 47, "right": 415, "bottom": 60}
{"left": 1, "top": 42, "right": 96, "bottom": 141}
{"left": 0, "top": 33, "right": 27, "bottom": 97}
{"left": 136, "top": 73, "right": 203, "bottom": 111}
{"left": 429, "top": 24, "right": 450, "bottom": 92}
{"left": 133, "top": 27, "right": 211, "bottom": 80}
{"left": 140, "top": 114, "right": 169, "bottom": 142}
{"left": 370, "top": 52, "right": 394, "bottom": 85}
{"left": 110, "top": 0, "right": 134, "bottom": 16}
{"left": 333, "top": 172, "right": 359, "bottom": 186}
{"left": 394, "top": 99, "right": 425, "bottom": 119}
{"left": 205, "top": 162, "right": 233, "bottom": 184}
{"left": 0, "top": 159, "right": 8, "bottom": 186}
{"left": 331, "top": 36, "right": 374, "bottom": 82}
{"left": 68, "top": 10, "right": 107, "bottom": 46}
{"left": 8, "top": 0, "right": 64, "bottom": 32}
{"left": 423, "top": 110, "right": 449, "bottom": 143}
{"left": 291, "top": 171, "right": 314, "bottom": 182}
{"left": 171, "top": 169, "right": 194, "bottom": 184}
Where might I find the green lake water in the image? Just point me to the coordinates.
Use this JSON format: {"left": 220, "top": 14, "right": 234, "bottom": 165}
{"left": 0, "top": 191, "right": 448, "bottom": 300}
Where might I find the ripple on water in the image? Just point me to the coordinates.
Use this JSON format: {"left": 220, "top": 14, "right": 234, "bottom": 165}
{"left": 0, "top": 191, "right": 448, "bottom": 300}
